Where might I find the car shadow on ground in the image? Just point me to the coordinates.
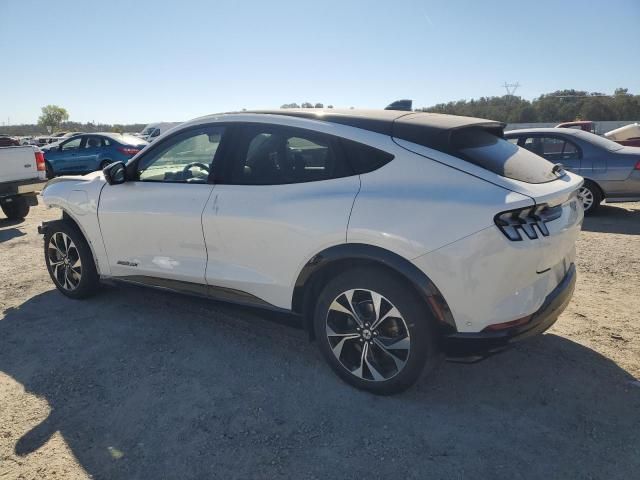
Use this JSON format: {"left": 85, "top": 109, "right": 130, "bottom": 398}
{"left": 0, "top": 227, "right": 26, "bottom": 243}
{"left": 582, "top": 203, "right": 640, "bottom": 235}
{"left": 1, "top": 286, "right": 639, "bottom": 479}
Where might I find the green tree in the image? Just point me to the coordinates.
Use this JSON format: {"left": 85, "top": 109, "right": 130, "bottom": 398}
{"left": 38, "top": 105, "right": 69, "bottom": 132}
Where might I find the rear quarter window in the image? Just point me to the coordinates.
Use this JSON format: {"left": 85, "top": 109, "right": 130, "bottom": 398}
{"left": 340, "top": 139, "right": 394, "bottom": 174}
{"left": 452, "top": 128, "right": 559, "bottom": 184}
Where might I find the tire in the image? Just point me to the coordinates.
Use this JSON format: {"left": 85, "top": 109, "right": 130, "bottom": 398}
{"left": 578, "top": 180, "right": 602, "bottom": 215}
{"left": 45, "top": 161, "right": 54, "bottom": 179}
{"left": 1, "top": 197, "right": 30, "bottom": 220}
{"left": 44, "top": 220, "right": 100, "bottom": 299}
{"left": 313, "top": 267, "right": 439, "bottom": 395}
{"left": 99, "top": 160, "right": 113, "bottom": 171}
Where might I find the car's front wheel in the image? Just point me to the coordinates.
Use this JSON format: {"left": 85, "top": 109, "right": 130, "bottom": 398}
{"left": 44, "top": 221, "right": 100, "bottom": 299}
{"left": 313, "top": 268, "right": 438, "bottom": 395}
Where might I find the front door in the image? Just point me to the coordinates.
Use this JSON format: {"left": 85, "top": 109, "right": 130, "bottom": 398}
{"left": 98, "top": 125, "right": 226, "bottom": 285}
{"left": 51, "top": 136, "right": 85, "bottom": 173}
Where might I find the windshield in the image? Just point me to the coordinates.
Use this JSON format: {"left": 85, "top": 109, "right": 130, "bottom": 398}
{"left": 573, "top": 130, "right": 624, "bottom": 151}
{"left": 452, "top": 128, "right": 560, "bottom": 184}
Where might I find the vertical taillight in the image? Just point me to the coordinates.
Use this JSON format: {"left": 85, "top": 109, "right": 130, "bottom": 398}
{"left": 634, "top": 160, "right": 640, "bottom": 170}
{"left": 35, "top": 151, "right": 45, "bottom": 171}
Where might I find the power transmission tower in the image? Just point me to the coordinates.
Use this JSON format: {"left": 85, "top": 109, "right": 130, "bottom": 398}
{"left": 503, "top": 82, "right": 520, "bottom": 97}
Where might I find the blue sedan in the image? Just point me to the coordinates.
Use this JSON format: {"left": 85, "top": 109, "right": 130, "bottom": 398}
{"left": 43, "top": 133, "right": 148, "bottom": 178}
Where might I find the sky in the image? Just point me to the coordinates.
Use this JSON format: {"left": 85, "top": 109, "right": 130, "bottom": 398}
{"left": 1, "top": 0, "right": 639, "bottom": 125}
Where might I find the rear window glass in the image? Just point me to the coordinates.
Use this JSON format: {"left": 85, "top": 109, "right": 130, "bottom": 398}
{"left": 113, "top": 134, "right": 146, "bottom": 145}
{"left": 451, "top": 128, "right": 560, "bottom": 184}
{"left": 573, "top": 130, "right": 624, "bottom": 151}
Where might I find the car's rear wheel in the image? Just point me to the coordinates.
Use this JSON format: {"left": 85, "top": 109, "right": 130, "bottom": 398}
{"left": 99, "top": 160, "right": 113, "bottom": 171}
{"left": 578, "top": 180, "right": 602, "bottom": 215}
{"left": 44, "top": 221, "right": 100, "bottom": 299}
{"left": 313, "top": 268, "right": 438, "bottom": 395}
{"left": 1, "top": 197, "right": 30, "bottom": 220}
{"left": 45, "top": 161, "right": 54, "bottom": 179}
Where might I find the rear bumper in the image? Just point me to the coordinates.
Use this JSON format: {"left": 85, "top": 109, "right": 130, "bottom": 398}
{"left": 601, "top": 171, "right": 640, "bottom": 201}
{"left": 444, "top": 263, "right": 576, "bottom": 358}
{"left": 0, "top": 179, "right": 45, "bottom": 197}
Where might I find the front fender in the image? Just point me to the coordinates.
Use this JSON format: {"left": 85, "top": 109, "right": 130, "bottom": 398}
{"left": 41, "top": 173, "right": 111, "bottom": 275}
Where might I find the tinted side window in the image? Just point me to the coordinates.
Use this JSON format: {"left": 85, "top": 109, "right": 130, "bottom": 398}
{"left": 230, "top": 126, "right": 352, "bottom": 185}
{"left": 523, "top": 136, "right": 580, "bottom": 161}
{"left": 84, "top": 136, "right": 103, "bottom": 148}
{"left": 340, "top": 139, "right": 394, "bottom": 174}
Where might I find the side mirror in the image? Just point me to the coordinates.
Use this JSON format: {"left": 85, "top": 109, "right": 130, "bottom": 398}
{"left": 103, "top": 161, "right": 127, "bottom": 185}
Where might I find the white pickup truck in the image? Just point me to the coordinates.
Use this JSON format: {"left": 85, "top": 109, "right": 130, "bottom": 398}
{"left": 0, "top": 146, "right": 47, "bottom": 220}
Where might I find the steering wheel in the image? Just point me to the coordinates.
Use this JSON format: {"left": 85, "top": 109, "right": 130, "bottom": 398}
{"left": 182, "top": 162, "right": 210, "bottom": 178}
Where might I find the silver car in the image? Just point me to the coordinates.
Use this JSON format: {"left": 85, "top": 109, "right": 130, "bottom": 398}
{"left": 505, "top": 128, "right": 640, "bottom": 214}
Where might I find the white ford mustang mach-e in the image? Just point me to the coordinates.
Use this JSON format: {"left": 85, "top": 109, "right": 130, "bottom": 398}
{"left": 39, "top": 109, "right": 583, "bottom": 394}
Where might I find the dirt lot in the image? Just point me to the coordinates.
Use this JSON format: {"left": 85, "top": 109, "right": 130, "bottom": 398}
{"left": 1, "top": 200, "right": 639, "bottom": 480}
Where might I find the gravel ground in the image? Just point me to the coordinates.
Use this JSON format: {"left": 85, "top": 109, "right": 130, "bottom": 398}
{"left": 1, "top": 200, "right": 639, "bottom": 480}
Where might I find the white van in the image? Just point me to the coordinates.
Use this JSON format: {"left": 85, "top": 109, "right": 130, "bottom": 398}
{"left": 139, "top": 122, "right": 182, "bottom": 142}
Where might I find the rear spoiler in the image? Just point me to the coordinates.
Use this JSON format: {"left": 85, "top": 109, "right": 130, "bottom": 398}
{"left": 392, "top": 115, "right": 506, "bottom": 153}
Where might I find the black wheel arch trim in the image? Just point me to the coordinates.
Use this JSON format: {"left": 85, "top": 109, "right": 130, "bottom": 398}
{"left": 581, "top": 178, "right": 605, "bottom": 198}
{"left": 292, "top": 243, "right": 457, "bottom": 337}
{"left": 39, "top": 210, "right": 101, "bottom": 274}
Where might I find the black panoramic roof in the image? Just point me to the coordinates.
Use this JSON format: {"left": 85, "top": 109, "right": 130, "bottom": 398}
{"left": 242, "top": 109, "right": 505, "bottom": 151}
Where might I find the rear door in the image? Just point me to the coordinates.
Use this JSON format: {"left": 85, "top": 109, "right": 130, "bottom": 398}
{"left": 520, "top": 135, "right": 583, "bottom": 175}
{"left": 201, "top": 123, "right": 360, "bottom": 309}
{"left": 78, "top": 135, "right": 105, "bottom": 171}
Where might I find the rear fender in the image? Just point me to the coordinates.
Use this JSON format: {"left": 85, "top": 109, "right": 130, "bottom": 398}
{"left": 292, "top": 243, "right": 457, "bottom": 339}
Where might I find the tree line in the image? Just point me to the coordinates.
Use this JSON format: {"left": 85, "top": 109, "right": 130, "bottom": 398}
{"left": 2, "top": 88, "right": 638, "bottom": 136}
{"left": 419, "top": 88, "right": 640, "bottom": 123}
{"left": 0, "top": 105, "right": 145, "bottom": 136}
